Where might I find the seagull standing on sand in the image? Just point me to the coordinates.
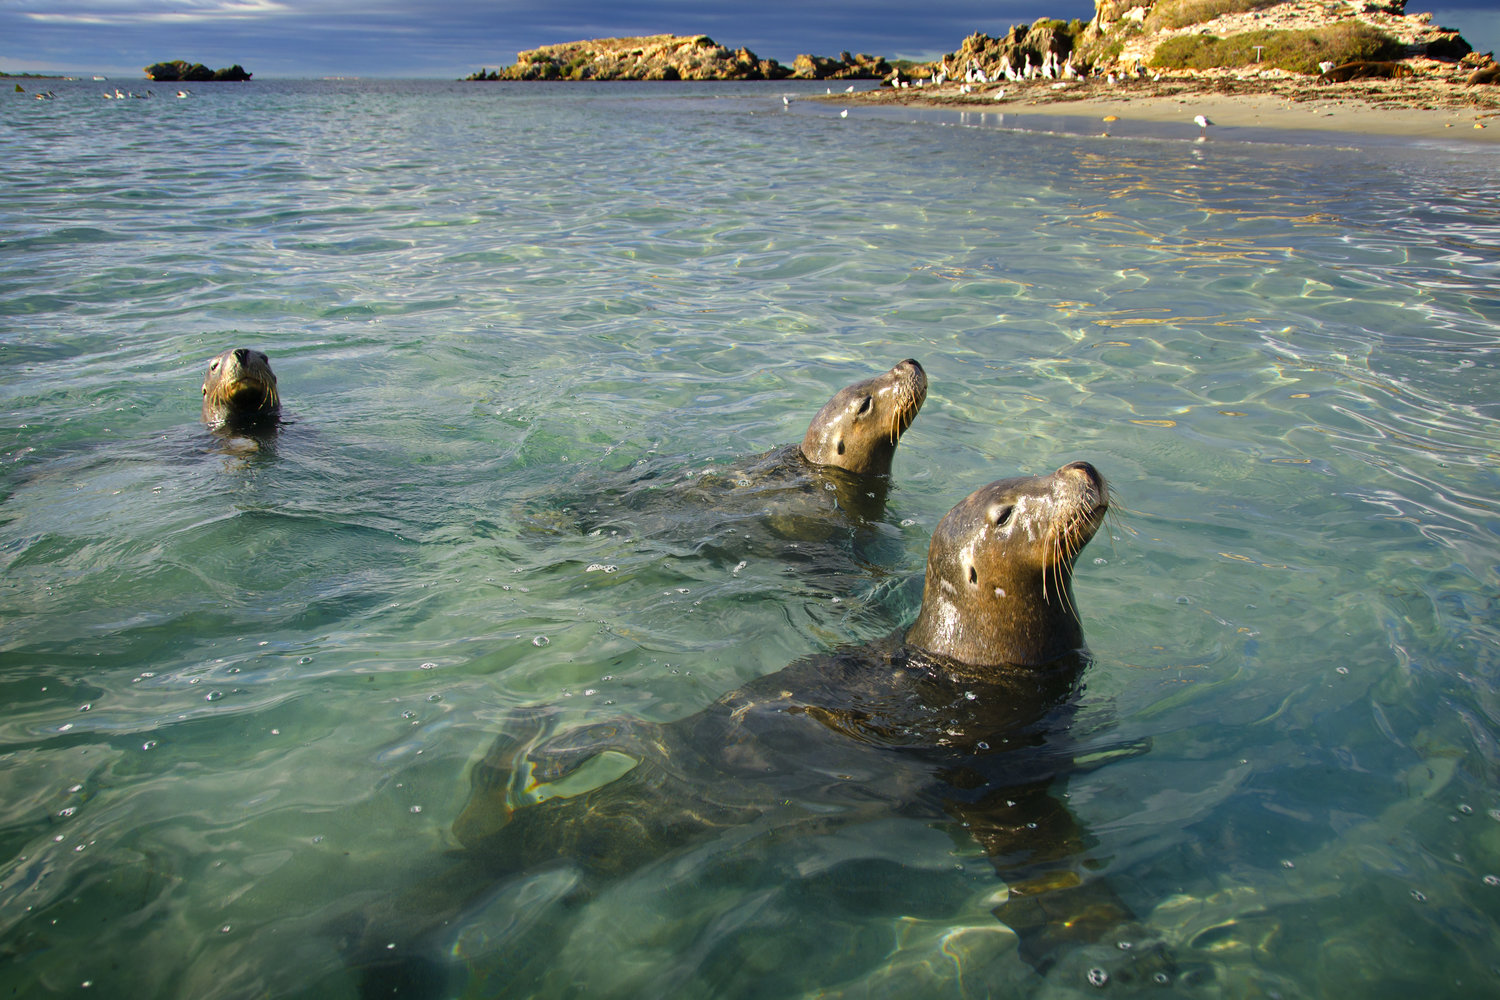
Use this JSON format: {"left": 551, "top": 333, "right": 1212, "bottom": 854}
{"left": 1194, "top": 114, "right": 1214, "bottom": 138}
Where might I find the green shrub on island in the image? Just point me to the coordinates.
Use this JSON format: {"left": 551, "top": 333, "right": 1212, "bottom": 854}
{"left": 1145, "top": 0, "right": 1283, "bottom": 32}
{"left": 1150, "top": 23, "right": 1402, "bottom": 74}
{"left": 144, "top": 60, "right": 251, "bottom": 82}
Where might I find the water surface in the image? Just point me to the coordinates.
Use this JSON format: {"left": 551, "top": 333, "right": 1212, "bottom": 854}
{"left": 2, "top": 79, "right": 1498, "bottom": 998}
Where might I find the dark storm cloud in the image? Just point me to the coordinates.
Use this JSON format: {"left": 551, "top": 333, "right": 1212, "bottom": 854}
{"left": 2, "top": 1, "right": 1494, "bottom": 78}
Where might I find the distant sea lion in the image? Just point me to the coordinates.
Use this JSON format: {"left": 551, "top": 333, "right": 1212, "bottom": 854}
{"left": 200, "top": 348, "right": 281, "bottom": 430}
{"left": 418, "top": 464, "right": 1122, "bottom": 971}
{"left": 1317, "top": 60, "right": 1415, "bottom": 84}
{"left": 1467, "top": 63, "right": 1500, "bottom": 86}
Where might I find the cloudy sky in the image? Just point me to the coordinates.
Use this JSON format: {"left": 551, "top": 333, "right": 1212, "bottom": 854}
{"left": 2, "top": 1, "right": 1495, "bottom": 79}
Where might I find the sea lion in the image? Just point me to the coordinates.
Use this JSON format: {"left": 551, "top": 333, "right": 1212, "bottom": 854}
{"left": 1317, "top": 60, "right": 1415, "bottom": 84}
{"left": 796, "top": 357, "right": 927, "bottom": 477}
{"left": 527, "top": 358, "right": 927, "bottom": 576}
{"left": 200, "top": 347, "right": 280, "bottom": 429}
{"left": 1467, "top": 63, "right": 1500, "bottom": 86}
{"left": 383, "top": 463, "right": 1130, "bottom": 984}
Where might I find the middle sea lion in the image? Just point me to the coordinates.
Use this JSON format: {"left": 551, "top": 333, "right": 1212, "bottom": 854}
{"left": 424, "top": 463, "right": 1127, "bottom": 976}
{"left": 527, "top": 358, "right": 927, "bottom": 578}
{"left": 795, "top": 357, "right": 927, "bottom": 477}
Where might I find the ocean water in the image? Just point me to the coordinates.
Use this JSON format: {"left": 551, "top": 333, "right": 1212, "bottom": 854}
{"left": 2, "top": 78, "right": 1498, "bottom": 999}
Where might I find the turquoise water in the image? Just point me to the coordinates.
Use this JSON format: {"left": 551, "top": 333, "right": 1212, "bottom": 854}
{"left": 3, "top": 78, "right": 1499, "bottom": 998}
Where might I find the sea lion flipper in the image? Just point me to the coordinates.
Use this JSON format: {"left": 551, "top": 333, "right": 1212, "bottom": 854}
{"left": 451, "top": 708, "right": 554, "bottom": 848}
{"left": 528, "top": 720, "right": 647, "bottom": 781}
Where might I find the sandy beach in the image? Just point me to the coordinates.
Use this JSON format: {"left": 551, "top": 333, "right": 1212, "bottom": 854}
{"left": 851, "top": 69, "right": 1500, "bottom": 143}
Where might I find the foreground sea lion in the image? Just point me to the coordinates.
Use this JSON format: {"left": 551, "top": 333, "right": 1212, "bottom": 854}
{"left": 351, "top": 463, "right": 1134, "bottom": 990}
{"left": 200, "top": 347, "right": 281, "bottom": 430}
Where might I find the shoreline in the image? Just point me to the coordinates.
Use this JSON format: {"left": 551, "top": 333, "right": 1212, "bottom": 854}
{"left": 845, "top": 72, "right": 1500, "bottom": 145}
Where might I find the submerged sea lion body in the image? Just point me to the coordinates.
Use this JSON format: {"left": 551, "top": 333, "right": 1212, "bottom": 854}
{"left": 200, "top": 347, "right": 280, "bottom": 430}
{"left": 442, "top": 464, "right": 1121, "bottom": 954}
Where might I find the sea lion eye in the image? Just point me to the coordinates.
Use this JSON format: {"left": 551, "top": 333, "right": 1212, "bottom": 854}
{"left": 968, "top": 566, "right": 978, "bottom": 584}
{"left": 836, "top": 440, "right": 845, "bottom": 455}
{"left": 994, "top": 505, "right": 1014, "bottom": 527}
{"left": 210, "top": 360, "right": 220, "bottom": 372}
{"left": 856, "top": 395, "right": 872, "bottom": 415}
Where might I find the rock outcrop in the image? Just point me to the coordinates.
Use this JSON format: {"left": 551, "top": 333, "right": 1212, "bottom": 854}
{"left": 1077, "top": 0, "right": 1471, "bottom": 75}
{"left": 790, "top": 52, "right": 892, "bottom": 79}
{"left": 468, "top": 34, "right": 788, "bottom": 81}
{"left": 467, "top": 35, "right": 899, "bottom": 82}
{"left": 144, "top": 60, "right": 251, "bottom": 82}
{"left": 912, "top": 2, "right": 1476, "bottom": 83}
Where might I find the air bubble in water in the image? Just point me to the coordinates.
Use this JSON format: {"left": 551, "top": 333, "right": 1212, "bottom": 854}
{"left": 142, "top": 740, "right": 157, "bottom": 751}
{"left": 419, "top": 662, "right": 436, "bottom": 670}
{"left": 532, "top": 635, "right": 550, "bottom": 647}
{"left": 1087, "top": 968, "right": 1108, "bottom": 988}
{"left": 205, "top": 691, "right": 223, "bottom": 702}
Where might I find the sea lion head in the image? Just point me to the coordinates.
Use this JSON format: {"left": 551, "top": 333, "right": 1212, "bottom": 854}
{"left": 799, "top": 358, "right": 927, "bottom": 476}
{"left": 905, "top": 462, "right": 1108, "bottom": 668}
{"left": 201, "top": 348, "right": 280, "bottom": 428}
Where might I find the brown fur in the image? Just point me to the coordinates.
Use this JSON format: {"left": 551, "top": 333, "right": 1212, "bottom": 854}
{"left": 1318, "top": 60, "right": 1416, "bottom": 84}
{"left": 201, "top": 348, "right": 280, "bottom": 428}
{"left": 799, "top": 358, "right": 926, "bottom": 476}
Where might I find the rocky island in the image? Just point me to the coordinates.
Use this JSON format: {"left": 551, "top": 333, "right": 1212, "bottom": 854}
{"left": 144, "top": 60, "right": 251, "bottom": 82}
{"left": 859, "top": 0, "right": 1498, "bottom": 138}
{"left": 466, "top": 34, "right": 896, "bottom": 81}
